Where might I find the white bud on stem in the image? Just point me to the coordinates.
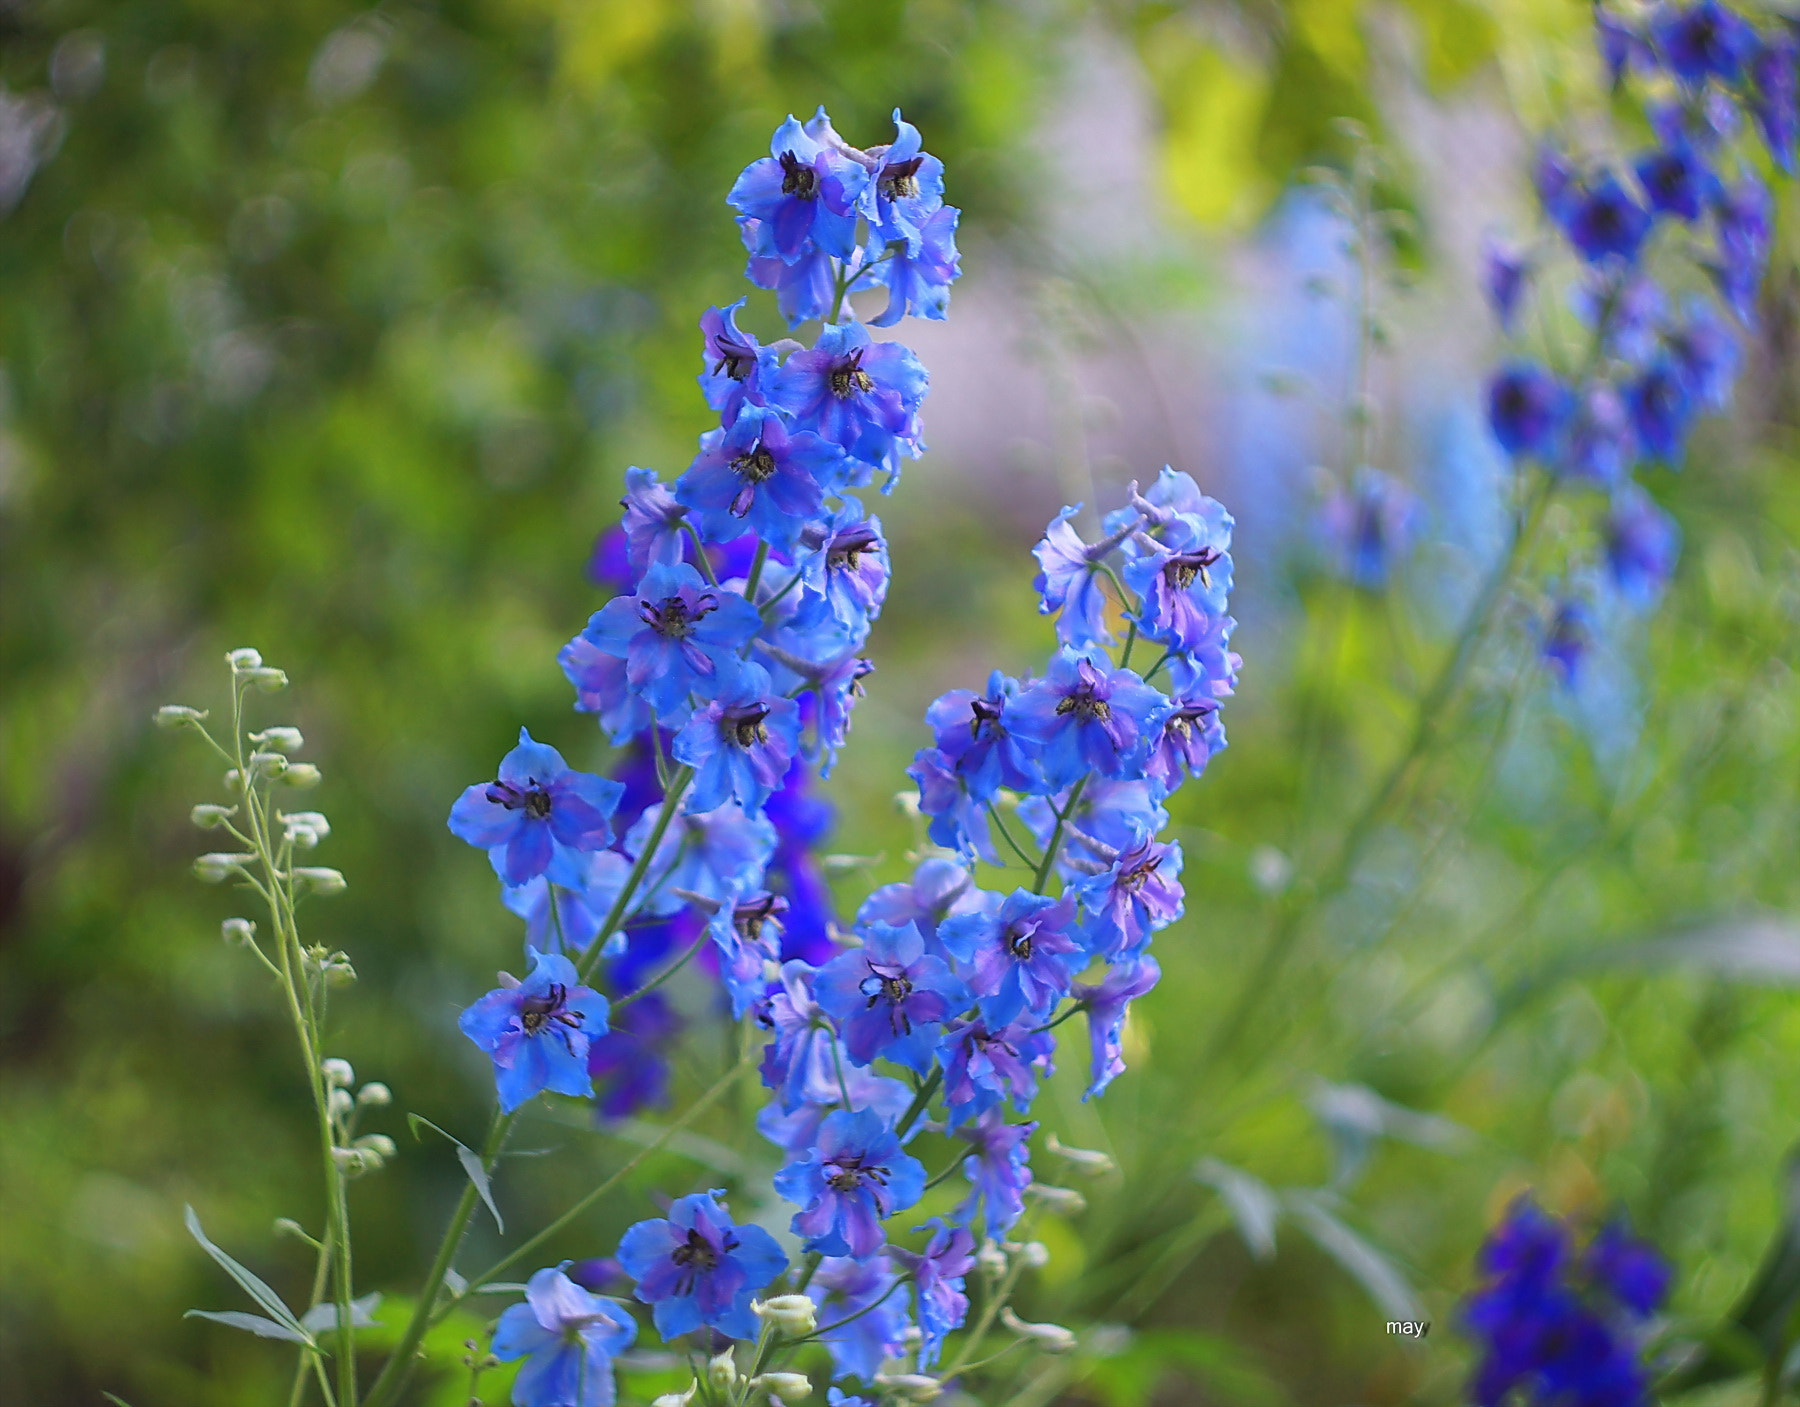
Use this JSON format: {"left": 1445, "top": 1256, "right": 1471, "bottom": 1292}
{"left": 245, "top": 667, "right": 288, "bottom": 693}
{"left": 321, "top": 1058, "right": 355, "bottom": 1088}
{"left": 650, "top": 1384, "right": 698, "bottom": 1407}
{"left": 1000, "top": 1307, "right": 1076, "bottom": 1354}
{"left": 977, "top": 1239, "right": 1007, "bottom": 1278}
{"left": 194, "top": 852, "right": 257, "bottom": 883}
{"left": 190, "top": 803, "right": 238, "bottom": 830}
{"left": 750, "top": 1372, "right": 811, "bottom": 1399}
{"left": 156, "top": 704, "right": 208, "bottom": 730}
{"left": 221, "top": 917, "right": 257, "bottom": 946}
{"left": 1025, "top": 1184, "right": 1087, "bottom": 1215}
{"left": 752, "top": 1294, "right": 817, "bottom": 1336}
{"left": 280, "top": 811, "right": 330, "bottom": 849}
{"left": 1045, "top": 1133, "right": 1115, "bottom": 1176}
{"left": 248, "top": 750, "right": 290, "bottom": 778}
{"left": 328, "top": 1088, "right": 355, "bottom": 1119}
{"left": 292, "top": 866, "right": 346, "bottom": 895}
{"left": 278, "top": 763, "right": 322, "bottom": 789}
{"left": 354, "top": 1134, "right": 396, "bottom": 1162}
{"left": 226, "top": 648, "right": 264, "bottom": 671}
{"left": 1015, "top": 1241, "right": 1051, "bottom": 1269}
{"left": 249, "top": 726, "right": 304, "bottom": 752}
{"left": 357, "top": 1082, "right": 392, "bottom": 1107}
{"left": 873, "top": 1374, "right": 942, "bottom": 1402}
{"left": 706, "top": 1349, "right": 740, "bottom": 1390}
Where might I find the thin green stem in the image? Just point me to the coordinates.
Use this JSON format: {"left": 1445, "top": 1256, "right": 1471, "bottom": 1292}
{"left": 683, "top": 522, "right": 721, "bottom": 586}
{"left": 1031, "top": 777, "right": 1087, "bottom": 894}
{"left": 986, "top": 805, "right": 1042, "bottom": 871}
{"left": 895, "top": 1069, "right": 942, "bottom": 1139}
{"left": 744, "top": 541, "right": 771, "bottom": 601}
{"left": 613, "top": 927, "right": 710, "bottom": 1010}
{"left": 575, "top": 767, "right": 692, "bottom": 987}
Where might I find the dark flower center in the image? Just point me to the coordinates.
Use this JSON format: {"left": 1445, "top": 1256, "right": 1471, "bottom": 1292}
{"left": 1164, "top": 546, "right": 1222, "bottom": 592}
{"left": 713, "top": 342, "right": 756, "bottom": 381}
{"left": 1006, "top": 927, "right": 1034, "bottom": 961}
{"left": 671, "top": 1227, "right": 724, "bottom": 1273}
{"left": 879, "top": 156, "right": 924, "bottom": 202}
{"left": 825, "top": 1155, "right": 892, "bottom": 1197}
{"left": 725, "top": 703, "right": 773, "bottom": 748}
{"left": 734, "top": 893, "right": 784, "bottom": 942}
{"left": 860, "top": 961, "right": 916, "bottom": 1036}
{"left": 1119, "top": 852, "right": 1162, "bottom": 893}
{"left": 519, "top": 982, "right": 584, "bottom": 1040}
{"left": 828, "top": 524, "right": 882, "bottom": 572}
{"left": 829, "top": 349, "right": 875, "bottom": 399}
{"left": 969, "top": 696, "right": 1006, "bottom": 740}
{"left": 1056, "top": 690, "right": 1112, "bottom": 722}
{"left": 640, "top": 591, "right": 718, "bottom": 639}
{"left": 488, "top": 778, "right": 554, "bottom": 819}
{"left": 779, "top": 150, "right": 818, "bottom": 200}
{"left": 731, "top": 445, "right": 779, "bottom": 483}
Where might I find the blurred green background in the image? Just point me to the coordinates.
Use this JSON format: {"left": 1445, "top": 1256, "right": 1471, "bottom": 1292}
{"left": 6, "top": 0, "right": 1800, "bottom": 1402}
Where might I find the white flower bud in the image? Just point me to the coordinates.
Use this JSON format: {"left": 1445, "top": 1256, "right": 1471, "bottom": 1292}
{"left": 246, "top": 667, "right": 289, "bottom": 693}
{"left": 156, "top": 704, "right": 208, "bottom": 730}
{"left": 977, "top": 1238, "right": 1007, "bottom": 1278}
{"left": 752, "top": 1294, "right": 817, "bottom": 1337}
{"left": 250, "top": 726, "right": 304, "bottom": 752}
{"left": 226, "top": 648, "right": 265, "bottom": 671}
{"left": 901, "top": 1325, "right": 922, "bottom": 1348}
{"left": 221, "top": 917, "right": 257, "bottom": 946}
{"left": 321, "top": 1058, "right": 355, "bottom": 1087}
{"left": 278, "top": 763, "right": 322, "bottom": 789}
{"left": 194, "top": 851, "right": 257, "bottom": 883}
{"left": 706, "top": 1349, "right": 740, "bottom": 1390}
{"left": 190, "top": 803, "right": 238, "bottom": 829}
{"left": 650, "top": 1384, "right": 698, "bottom": 1407}
{"left": 1046, "top": 1133, "right": 1115, "bottom": 1176}
{"left": 751, "top": 1372, "right": 811, "bottom": 1399}
{"left": 280, "top": 810, "right": 330, "bottom": 849}
{"left": 222, "top": 768, "right": 244, "bottom": 792}
{"left": 273, "top": 1217, "right": 311, "bottom": 1241}
{"left": 1015, "top": 1241, "right": 1050, "bottom": 1269}
{"left": 357, "top": 1082, "right": 392, "bottom": 1107}
{"left": 1000, "top": 1307, "right": 1076, "bottom": 1354}
{"left": 324, "top": 957, "right": 357, "bottom": 987}
{"left": 292, "top": 866, "right": 346, "bottom": 895}
{"left": 330, "top": 1146, "right": 370, "bottom": 1174}
{"left": 873, "top": 1374, "right": 942, "bottom": 1402}
{"left": 895, "top": 790, "right": 922, "bottom": 818}
{"left": 1025, "top": 1184, "right": 1086, "bottom": 1215}
{"left": 328, "top": 1087, "right": 355, "bottom": 1119}
{"left": 248, "top": 750, "right": 290, "bottom": 778}
{"left": 355, "top": 1133, "right": 396, "bottom": 1162}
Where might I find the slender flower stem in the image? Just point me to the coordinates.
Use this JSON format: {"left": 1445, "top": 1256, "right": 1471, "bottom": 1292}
{"left": 1200, "top": 470, "right": 1556, "bottom": 1071}
{"left": 744, "top": 541, "right": 772, "bottom": 601}
{"left": 1031, "top": 777, "right": 1087, "bottom": 895}
{"left": 986, "top": 804, "right": 1042, "bottom": 871}
{"left": 683, "top": 522, "right": 721, "bottom": 585}
{"left": 575, "top": 766, "right": 693, "bottom": 987}
{"left": 895, "top": 1069, "right": 942, "bottom": 1139}
{"left": 613, "top": 928, "right": 711, "bottom": 1010}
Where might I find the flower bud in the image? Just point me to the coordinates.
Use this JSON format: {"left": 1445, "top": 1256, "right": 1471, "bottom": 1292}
{"left": 328, "top": 1088, "right": 355, "bottom": 1119}
{"left": 280, "top": 810, "right": 330, "bottom": 849}
{"left": 977, "top": 1239, "right": 1007, "bottom": 1278}
{"left": 1015, "top": 1241, "right": 1051, "bottom": 1269}
{"left": 190, "top": 803, "right": 238, "bottom": 830}
{"left": 357, "top": 1082, "right": 392, "bottom": 1107}
{"left": 247, "top": 667, "right": 289, "bottom": 693}
{"left": 221, "top": 917, "right": 257, "bottom": 946}
{"left": 273, "top": 1217, "right": 311, "bottom": 1241}
{"left": 250, "top": 726, "right": 304, "bottom": 752}
{"left": 194, "top": 852, "right": 256, "bottom": 883}
{"left": 650, "top": 1384, "right": 698, "bottom": 1407}
{"left": 248, "top": 750, "right": 290, "bottom": 778}
{"left": 278, "top": 763, "right": 322, "bottom": 790}
{"left": 355, "top": 1134, "right": 396, "bottom": 1162}
{"left": 321, "top": 1058, "right": 355, "bottom": 1088}
{"left": 226, "top": 648, "right": 264, "bottom": 671}
{"left": 293, "top": 866, "right": 347, "bottom": 895}
{"left": 1000, "top": 1307, "right": 1076, "bottom": 1354}
{"left": 330, "top": 1146, "right": 371, "bottom": 1174}
{"left": 156, "top": 704, "right": 208, "bottom": 730}
{"left": 706, "top": 1349, "right": 740, "bottom": 1391}
{"left": 873, "top": 1374, "right": 942, "bottom": 1402}
{"left": 222, "top": 768, "right": 244, "bottom": 792}
{"left": 752, "top": 1294, "right": 817, "bottom": 1336}
{"left": 750, "top": 1372, "right": 811, "bottom": 1399}
{"left": 1025, "top": 1184, "right": 1087, "bottom": 1215}
{"left": 1046, "top": 1133, "right": 1115, "bottom": 1176}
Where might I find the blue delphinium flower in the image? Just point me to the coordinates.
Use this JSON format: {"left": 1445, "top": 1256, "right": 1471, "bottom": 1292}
{"left": 865, "top": 203, "right": 961, "bottom": 327}
{"left": 792, "top": 499, "right": 891, "bottom": 636}
{"left": 626, "top": 798, "right": 777, "bottom": 915}
{"left": 939, "top": 889, "right": 1085, "bottom": 1029}
{"left": 501, "top": 850, "right": 631, "bottom": 958}
{"left": 1004, "top": 648, "right": 1169, "bottom": 791}
{"left": 890, "top": 1219, "right": 976, "bottom": 1369}
{"left": 1604, "top": 484, "right": 1680, "bottom": 606}
{"left": 775, "top": 1107, "right": 927, "bottom": 1257}
{"left": 806, "top": 1256, "right": 909, "bottom": 1381}
{"left": 1635, "top": 137, "right": 1715, "bottom": 220}
{"left": 1559, "top": 172, "right": 1652, "bottom": 263}
{"left": 859, "top": 109, "right": 946, "bottom": 251}
{"left": 1483, "top": 235, "right": 1530, "bottom": 330}
{"left": 771, "top": 322, "right": 926, "bottom": 484}
{"left": 459, "top": 949, "right": 611, "bottom": 1113}
{"left": 1032, "top": 505, "right": 1128, "bottom": 646}
{"left": 699, "top": 299, "right": 778, "bottom": 428}
{"left": 937, "top": 1016, "right": 1053, "bottom": 1127}
{"left": 1072, "top": 955, "right": 1160, "bottom": 1099}
{"left": 1072, "top": 826, "right": 1185, "bottom": 959}
{"left": 581, "top": 561, "right": 762, "bottom": 719}
{"left": 1318, "top": 468, "right": 1418, "bottom": 589}
{"left": 1487, "top": 363, "right": 1569, "bottom": 459}
{"left": 672, "top": 662, "right": 802, "bottom": 815}
{"left": 586, "top": 991, "right": 678, "bottom": 1120}
{"left": 857, "top": 856, "right": 984, "bottom": 954}
{"left": 678, "top": 405, "right": 844, "bottom": 551}
{"left": 616, "top": 1188, "right": 788, "bottom": 1342}
{"left": 922, "top": 672, "right": 1042, "bottom": 803}
{"left": 560, "top": 633, "right": 654, "bottom": 746}
{"left": 618, "top": 466, "right": 689, "bottom": 574}
{"left": 1143, "top": 665, "right": 1227, "bottom": 796}
{"left": 1656, "top": 0, "right": 1756, "bottom": 84}
{"left": 1541, "top": 595, "right": 1595, "bottom": 689}
{"left": 1561, "top": 384, "right": 1636, "bottom": 484}
{"left": 492, "top": 1264, "right": 636, "bottom": 1407}
{"left": 1627, "top": 355, "right": 1695, "bottom": 460}
{"left": 813, "top": 921, "right": 970, "bottom": 1072}
{"left": 730, "top": 112, "right": 867, "bottom": 265}
{"left": 907, "top": 744, "right": 999, "bottom": 863}
{"left": 1017, "top": 778, "right": 1169, "bottom": 881}
{"left": 1121, "top": 490, "right": 1235, "bottom": 648}
{"left": 705, "top": 889, "right": 787, "bottom": 1018}
{"left": 746, "top": 242, "right": 839, "bottom": 327}
{"left": 448, "top": 729, "right": 625, "bottom": 887}
{"left": 1462, "top": 1197, "right": 1668, "bottom": 1407}
{"left": 955, "top": 1111, "right": 1035, "bottom": 1238}
{"left": 756, "top": 960, "right": 839, "bottom": 1112}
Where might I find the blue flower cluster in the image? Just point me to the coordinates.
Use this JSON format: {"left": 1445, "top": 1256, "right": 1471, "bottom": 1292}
{"left": 1463, "top": 1197, "right": 1670, "bottom": 1407}
{"left": 1484, "top": 1, "right": 1788, "bottom": 662}
{"left": 438, "top": 109, "right": 970, "bottom": 1405}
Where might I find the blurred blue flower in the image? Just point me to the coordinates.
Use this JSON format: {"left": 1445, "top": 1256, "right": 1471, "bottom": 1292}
{"left": 1073, "top": 956, "right": 1161, "bottom": 1100}
{"left": 1487, "top": 363, "right": 1569, "bottom": 461}
{"left": 492, "top": 1265, "right": 635, "bottom": 1407}
{"left": 806, "top": 1255, "right": 908, "bottom": 1381}
{"left": 890, "top": 1219, "right": 975, "bottom": 1369}
{"left": 954, "top": 1111, "right": 1035, "bottom": 1238}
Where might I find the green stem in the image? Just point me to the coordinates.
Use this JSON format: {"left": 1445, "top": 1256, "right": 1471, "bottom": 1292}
{"left": 613, "top": 928, "right": 710, "bottom": 1010}
{"left": 744, "top": 541, "right": 771, "bottom": 601}
{"left": 575, "top": 767, "right": 693, "bottom": 987}
{"left": 986, "top": 805, "right": 1042, "bottom": 871}
{"left": 1031, "top": 777, "right": 1087, "bottom": 894}
{"left": 683, "top": 523, "right": 721, "bottom": 586}
{"left": 895, "top": 1069, "right": 942, "bottom": 1139}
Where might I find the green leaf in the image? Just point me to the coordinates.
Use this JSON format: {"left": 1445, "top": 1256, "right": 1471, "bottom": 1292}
{"left": 300, "top": 1292, "right": 383, "bottom": 1333}
{"left": 184, "top": 1308, "right": 312, "bottom": 1343}
{"left": 1194, "top": 1157, "right": 1280, "bottom": 1262}
{"left": 409, "top": 1113, "right": 503, "bottom": 1233}
{"left": 102, "top": 1392, "right": 137, "bottom": 1406}
{"left": 1283, "top": 1191, "right": 1420, "bottom": 1322}
{"left": 183, "top": 1205, "right": 311, "bottom": 1342}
